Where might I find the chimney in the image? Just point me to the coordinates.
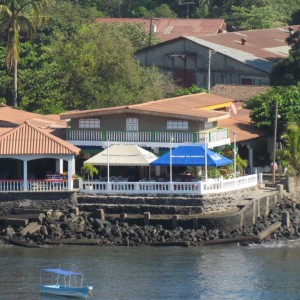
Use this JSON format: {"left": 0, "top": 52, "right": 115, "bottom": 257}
{"left": 241, "top": 38, "right": 246, "bottom": 45}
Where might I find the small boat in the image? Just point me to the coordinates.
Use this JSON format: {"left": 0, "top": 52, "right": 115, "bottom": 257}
{"left": 40, "top": 268, "right": 93, "bottom": 298}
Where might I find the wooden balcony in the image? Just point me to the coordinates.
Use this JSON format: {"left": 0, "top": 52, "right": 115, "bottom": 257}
{"left": 66, "top": 128, "right": 230, "bottom": 148}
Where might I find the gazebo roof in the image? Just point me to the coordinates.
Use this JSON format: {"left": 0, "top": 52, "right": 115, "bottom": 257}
{"left": 0, "top": 121, "right": 80, "bottom": 155}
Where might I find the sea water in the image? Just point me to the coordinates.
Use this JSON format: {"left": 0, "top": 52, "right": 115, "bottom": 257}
{"left": 0, "top": 240, "right": 300, "bottom": 300}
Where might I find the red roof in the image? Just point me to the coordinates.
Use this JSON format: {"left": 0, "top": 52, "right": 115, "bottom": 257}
{"left": 0, "top": 105, "right": 67, "bottom": 128}
{"left": 60, "top": 93, "right": 233, "bottom": 122}
{"left": 192, "top": 25, "right": 300, "bottom": 60}
{"left": 96, "top": 18, "right": 226, "bottom": 41}
{"left": 0, "top": 121, "right": 80, "bottom": 155}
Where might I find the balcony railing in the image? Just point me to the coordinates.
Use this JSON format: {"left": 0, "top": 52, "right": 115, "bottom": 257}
{"left": 66, "top": 128, "right": 229, "bottom": 145}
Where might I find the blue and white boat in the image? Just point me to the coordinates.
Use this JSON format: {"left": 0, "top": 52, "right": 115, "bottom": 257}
{"left": 40, "top": 268, "right": 93, "bottom": 298}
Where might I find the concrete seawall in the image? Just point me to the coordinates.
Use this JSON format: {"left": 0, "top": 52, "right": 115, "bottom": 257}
{"left": 0, "top": 192, "right": 77, "bottom": 215}
{"left": 0, "top": 188, "right": 280, "bottom": 234}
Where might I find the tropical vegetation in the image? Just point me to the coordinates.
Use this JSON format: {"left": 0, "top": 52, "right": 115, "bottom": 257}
{"left": 276, "top": 123, "right": 300, "bottom": 174}
{"left": 0, "top": 0, "right": 54, "bottom": 107}
{"left": 0, "top": 1, "right": 299, "bottom": 112}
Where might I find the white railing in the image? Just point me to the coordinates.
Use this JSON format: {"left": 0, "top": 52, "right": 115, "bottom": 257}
{"left": 80, "top": 174, "right": 259, "bottom": 195}
{"left": 66, "top": 129, "right": 229, "bottom": 144}
{"left": 0, "top": 180, "right": 69, "bottom": 192}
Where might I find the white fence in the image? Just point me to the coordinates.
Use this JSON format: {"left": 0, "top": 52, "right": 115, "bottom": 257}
{"left": 0, "top": 180, "right": 69, "bottom": 192}
{"left": 80, "top": 174, "right": 260, "bottom": 195}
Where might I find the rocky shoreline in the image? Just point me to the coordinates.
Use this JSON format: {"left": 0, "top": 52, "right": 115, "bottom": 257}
{"left": 0, "top": 194, "right": 299, "bottom": 248}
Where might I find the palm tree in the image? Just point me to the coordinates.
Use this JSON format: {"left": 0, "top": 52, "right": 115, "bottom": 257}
{"left": 276, "top": 123, "right": 300, "bottom": 174}
{"left": 0, "top": 0, "right": 54, "bottom": 107}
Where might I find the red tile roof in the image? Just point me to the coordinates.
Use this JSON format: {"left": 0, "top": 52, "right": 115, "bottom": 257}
{"left": 0, "top": 121, "right": 80, "bottom": 155}
{"left": 210, "top": 85, "right": 270, "bottom": 101}
{"left": 96, "top": 18, "right": 226, "bottom": 41}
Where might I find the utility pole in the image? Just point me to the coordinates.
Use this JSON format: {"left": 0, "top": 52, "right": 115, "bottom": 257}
{"left": 272, "top": 100, "right": 278, "bottom": 187}
{"left": 181, "top": 1, "right": 196, "bottom": 19}
{"left": 148, "top": 17, "right": 159, "bottom": 46}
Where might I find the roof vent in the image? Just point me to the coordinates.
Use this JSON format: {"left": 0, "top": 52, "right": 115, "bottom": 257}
{"left": 241, "top": 38, "right": 246, "bottom": 45}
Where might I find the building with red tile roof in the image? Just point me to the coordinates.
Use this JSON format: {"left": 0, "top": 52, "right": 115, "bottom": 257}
{"left": 0, "top": 121, "right": 80, "bottom": 190}
{"left": 96, "top": 18, "right": 227, "bottom": 43}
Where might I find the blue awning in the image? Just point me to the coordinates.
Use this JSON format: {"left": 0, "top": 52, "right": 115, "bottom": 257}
{"left": 150, "top": 145, "right": 232, "bottom": 167}
{"left": 41, "top": 268, "right": 82, "bottom": 276}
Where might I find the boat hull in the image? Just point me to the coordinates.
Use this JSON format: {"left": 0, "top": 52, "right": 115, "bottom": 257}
{"left": 40, "top": 284, "right": 91, "bottom": 298}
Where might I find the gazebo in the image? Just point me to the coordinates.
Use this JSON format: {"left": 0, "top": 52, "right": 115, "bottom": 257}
{"left": 0, "top": 121, "right": 80, "bottom": 191}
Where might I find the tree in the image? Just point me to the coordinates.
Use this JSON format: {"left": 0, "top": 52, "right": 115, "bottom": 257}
{"left": 175, "top": 84, "right": 207, "bottom": 96}
{"left": 224, "top": 5, "right": 281, "bottom": 30}
{"left": 0, "top": 0, "right": 54, "bottom": 107}
{"left": 271, "top": 29, "right": 300, "bottom": 86}
{"left": 245, "top": 84, "right": 300, "bottom": 136}
{"left": 80, "top": 163, "right": 99, "bottom": 181}
{"left": 49, "top": 23, "right": 174, "bottom": 110}
{"left": 276, "top": 123, "right": 300, "bottom": 174}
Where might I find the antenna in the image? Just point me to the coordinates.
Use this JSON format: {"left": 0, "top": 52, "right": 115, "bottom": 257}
{"left": 180, "top": 1, "right": 196, "bottom": 19}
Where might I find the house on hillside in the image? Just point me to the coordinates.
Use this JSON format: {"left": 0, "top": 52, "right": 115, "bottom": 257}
{"left": 60, "top": 93, "right": 231, "bottom": 153}
{"left": 135, "top": 26, "right": 295, "bottom": 88}
{"left": 96, "top": 18, "right": 227, "bottom": 44}
{"left": 60, "top": 92, "right": 266, "bottom": 173}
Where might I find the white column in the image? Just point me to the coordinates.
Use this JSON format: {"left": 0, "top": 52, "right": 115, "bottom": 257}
{"left": 204, "top": 137, "right": 208, "bottom": 181}
{"left": 56, "top": 159, "right": 64, "bottom": 174}
{"left": 67, "top": 157, "right": 74, "bottom": 190}
{"left": 247, "top": 144, "right": 253, "bottom": 174}
{"left": 23, "top": 160, "right": 28, "bottom": 191}
{"left": 72, "top": 158, "right": 75, "bottom": 175}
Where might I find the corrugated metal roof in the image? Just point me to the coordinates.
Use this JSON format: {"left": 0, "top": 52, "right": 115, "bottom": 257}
{"left": 96, "top": 18, "right": 226, "bottom": 41}
{"left": 0, "top": 121, "right": 80, "bottom": 155}
{"left": 186, "top": 36, "right": 274, "bottom": 73}
{"left": 60, "top": 93, "right": 233, "bottom": 122}
{"left": 195, "top": 26, "right": 295, "bottom": 60}
{"left": 136, "top": 25, "right": 298, "bottom": 74}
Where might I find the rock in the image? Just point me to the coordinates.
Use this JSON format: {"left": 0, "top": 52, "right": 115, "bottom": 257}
{"left": 5, "top": 226, "right": 15, "bottom": 239}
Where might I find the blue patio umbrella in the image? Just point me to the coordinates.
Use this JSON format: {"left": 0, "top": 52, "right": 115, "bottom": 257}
{"left": 150, "top": 145, "right": 232, "bottom": 167}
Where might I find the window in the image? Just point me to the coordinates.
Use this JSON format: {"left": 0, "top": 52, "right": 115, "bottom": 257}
{"left": 79, "top": 118, "right": 100, "bottom": 128}
{"left": 241, "top": 76, "right": 268, "bottom": 86}
{"left": 126, "top": 118, "right": 139, "bottom": 131}
{"left": 167, "top": 120, "right": 188, "bottom": 130}
{"left": 204, "top": 122, "right": 213, "bottom": 129}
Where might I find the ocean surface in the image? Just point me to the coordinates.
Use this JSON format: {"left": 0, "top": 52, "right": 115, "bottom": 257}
{"left": 0, "top": 240, "right": 300, "bottom": 300}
